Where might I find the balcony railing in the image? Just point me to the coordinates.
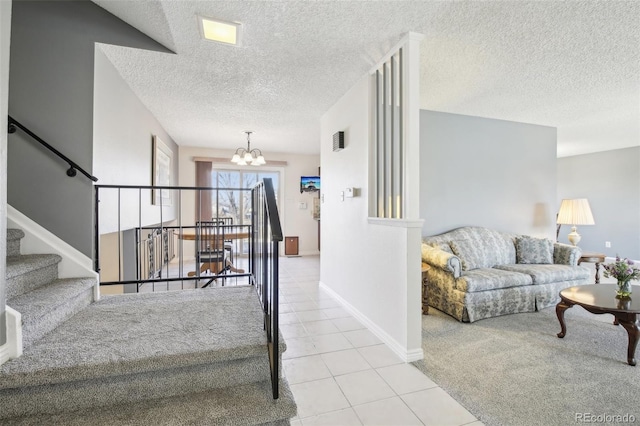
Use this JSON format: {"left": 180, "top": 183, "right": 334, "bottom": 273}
{"left": 94, "top": 184, "right": 254, "bottom": 291}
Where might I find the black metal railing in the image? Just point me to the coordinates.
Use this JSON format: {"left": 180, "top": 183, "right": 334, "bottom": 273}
{"left": 94, "top": 184, "right": 253, "bottom": 291}
{"left": 251, "top": 178, "right": 283, "bottom": 399}
{"left": 7, "top": 115, "right": 98, "bottom": 182}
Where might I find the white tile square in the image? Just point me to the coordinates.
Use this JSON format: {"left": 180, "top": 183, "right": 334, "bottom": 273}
{"left": 312, "top": 333, "right": 353, "bottom": 353}
{"left": 283, "top": 355, "right": 332, "bottom": 384}
{"left": 315, "top": 298, "right": 341, "bottom": 308}
{"left": 334, "top": 370, "right": 395, "bottom": 406}
{"left": 282, "top": 287, "right": 307, "bottom": 295}
{"left": 287, "top": 293, "right": 313, "bottom": 303}
{"left": 301, "top": 408, "right": 363, "bottom": 425}
{"left": 297, "top": 310, "right": 329, "bottom": 323}
{"left": 290, "top": 378, "right": 351, "bottom": 418}
{"left": 377, "top": 363, "right": 437, "bottom": 395}
{"left": 280, "top": 312, "right": 300, "bottom": 325}
{"left": 353, "top": 396, "right": 422, "bottom": 425}
{"left": 279, "top": 303, "right": 294, "bottom": 314}
{"left": 401, "top": 388, "right": 477, "bottom": 426}
{"left": 310, "top": 291, "right": 338, "bottom": 302}
{"left": 280, "top": 323, "right": 308, "bottom": 339}
{"left": 291, "top": 301, "right": 320, "bottom": 312}
{"left": 357, "top": 344, "right": 403, "bottom": 368}
{"left": 321, "top": 349, "right": 372, "bottom": 376}
{"left": 303, "top": 320, "right": 340, "bottom": 336}
{"left": 332, "top": 317, "right": 365, "bottom": 332}
{"left": 321, "top": 306, "right": 351, "bottom": 319}
{"left": 282, "top": 336, "right": 320, "bottom": 359}
{"left": 343, "top": 329, "right": 383, "bottom": 348}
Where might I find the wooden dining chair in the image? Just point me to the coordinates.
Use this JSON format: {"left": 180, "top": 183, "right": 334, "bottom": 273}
{"left": 195, "top": 221, "right": 228, "bottom": 287}
{"left": 215, "top": 217, "right": 235, "bottom": 262}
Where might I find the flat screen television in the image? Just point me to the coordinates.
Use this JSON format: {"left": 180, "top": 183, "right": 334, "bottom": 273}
{"left": 300, "top": 176, "right": 320, "bottom": 193}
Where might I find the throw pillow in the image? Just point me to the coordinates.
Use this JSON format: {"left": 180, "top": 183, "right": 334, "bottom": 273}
{"left": 449, "top": 239, "right": 483, "bottom": 271}
{"left": 516, "top": 236, "right": 553, "bottom": 264}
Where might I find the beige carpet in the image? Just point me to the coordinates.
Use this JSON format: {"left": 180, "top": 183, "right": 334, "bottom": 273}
{"left": 413, "top": 305, "right": 640, "bottom": 426}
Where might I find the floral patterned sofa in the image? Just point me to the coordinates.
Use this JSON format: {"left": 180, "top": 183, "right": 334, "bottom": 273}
{"left": 421, "top": 226, "right": 590, "bottom": 322}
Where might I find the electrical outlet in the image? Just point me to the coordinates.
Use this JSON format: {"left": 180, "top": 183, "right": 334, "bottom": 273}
{"left": 605, "top": 241, "right": 611, "bottom": 248}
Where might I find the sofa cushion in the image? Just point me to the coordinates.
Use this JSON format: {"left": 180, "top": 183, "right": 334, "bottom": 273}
{"left": 494, "top": 264, "right": 590, "bottom": 285}
{"left": 516, "top": 236, "right": 553, "bottom": 264}
{"left": 456, "top": 268, "right": 533, "bottom": 292}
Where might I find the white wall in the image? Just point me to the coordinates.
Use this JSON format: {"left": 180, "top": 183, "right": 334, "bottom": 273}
{"left": 320, "top": 74, "right": 423, "bottom": 362}
{"left": 1, "top": 0, "right": 12, "bottom": 345}
{"left": 178, "top": 146, "right": 320, "bottom": 257}
{"left": 420, "top": 110, "right": 558, "bottom": 239}
{"left": 93, "top": 47, "right": 179, "bottom": 234}
{"left": 558, "top": 147, "right": 640, "bottom": 259}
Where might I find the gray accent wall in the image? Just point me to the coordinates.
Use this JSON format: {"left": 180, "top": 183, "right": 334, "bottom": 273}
{"left": 420, "top": 110, "right": 557, "bottom": 238}
{"left": 8, "top": 0, "right": 172, "bottom": 256}
{"left": 557, "top": 147, "right": 640, "bottom": 260}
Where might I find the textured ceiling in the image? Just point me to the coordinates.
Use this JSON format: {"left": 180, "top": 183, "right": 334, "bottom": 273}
{"left": 93, "top": 1, "right": 640, "bottom": 157}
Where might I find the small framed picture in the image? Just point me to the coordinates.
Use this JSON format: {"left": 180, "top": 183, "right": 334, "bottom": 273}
{"left": 152, "top": 135, "right": 172, "bottom": 205}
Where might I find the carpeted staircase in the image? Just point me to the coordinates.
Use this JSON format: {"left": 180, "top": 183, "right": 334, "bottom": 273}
{"left": 1, "top": 229, "right": 296, "bottom": 425}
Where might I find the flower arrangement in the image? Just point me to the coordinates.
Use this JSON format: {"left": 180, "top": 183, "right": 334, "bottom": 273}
{"left": 603, "top": 256, "right": 640, "bottom": 283}
{"left": 603, "top": 256, "right": 640, "bottom": 298}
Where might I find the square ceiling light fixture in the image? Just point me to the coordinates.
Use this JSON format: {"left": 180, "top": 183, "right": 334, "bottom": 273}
{"left": 199, "top": 16, "right": 242, "bottom": 46}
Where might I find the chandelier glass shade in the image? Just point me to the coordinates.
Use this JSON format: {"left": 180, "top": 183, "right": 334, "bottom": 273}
{"left": 231, "top": 131, "right": 266, "bottom": 166}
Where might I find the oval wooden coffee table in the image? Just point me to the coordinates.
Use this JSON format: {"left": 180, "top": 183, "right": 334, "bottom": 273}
{"left": 556, "top": 284, "right": 640, "bottom": 366}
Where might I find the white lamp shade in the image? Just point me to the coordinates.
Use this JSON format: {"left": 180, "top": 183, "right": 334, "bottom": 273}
{"left": 255, "top": 155, "right": 266, "bottom": 165}
{"left": 243, "top": 152, "right": 253, "bottom": 163}
{"left": 556, "top": 199, "right": 595, "bottom": 225}
{"left": 237, "top": 159, "right": 247, "bottom": 166}
{"left": 231, "top": 153, "right": 240, "bottom": 163}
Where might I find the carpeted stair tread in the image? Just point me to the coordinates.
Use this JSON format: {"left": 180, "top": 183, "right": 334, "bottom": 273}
{"left": 6, "top": 228, "right": 25, "bottom": 241}
{"left": 2, "top": 378, "right": 297, "bottom": 426}
{"left": 5, "top": 254, "right": 62, "bottom": 299}
{"left": 5, "top": 254, "right": 61, "bottom": 279}
{"left": 8, "top": 277, "right": 96, "bottom": 347}
{"left": 0, "top": 286, "right": 271, "bottom": 389}
{"left": 8, "top": 277, "right": 96, "bottom": 318}
{"left": 6, "top": 228, "right": 25, "bottom": 257}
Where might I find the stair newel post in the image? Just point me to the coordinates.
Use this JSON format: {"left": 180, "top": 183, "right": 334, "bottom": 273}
{"left": 271, "top": 238, "right": 279, "bottom": 399}
{"left": 93, "top": 186, "right": 100, "bottom": 274}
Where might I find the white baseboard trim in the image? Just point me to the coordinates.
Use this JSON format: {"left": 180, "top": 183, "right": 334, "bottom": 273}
{"left": 319, "top": 281, "right": 424, "bottom": 363}
{"left": 7, "top": 205, "right": 100, "bottom": 299}
{"left": 0, "top": 306, "right": 23, "bottom": 366}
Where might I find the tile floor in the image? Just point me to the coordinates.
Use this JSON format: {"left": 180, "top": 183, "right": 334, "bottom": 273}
{"left": 278, "top": 255, "right": 482, "bottom": 426}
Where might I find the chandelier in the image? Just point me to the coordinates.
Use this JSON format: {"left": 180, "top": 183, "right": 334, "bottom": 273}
{"left": 230, "top": 131, "right": 266, "bottom": 166}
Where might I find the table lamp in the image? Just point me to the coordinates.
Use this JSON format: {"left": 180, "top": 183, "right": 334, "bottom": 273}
{"left": 556, "top": 198, "right": 595, "bottom": 246}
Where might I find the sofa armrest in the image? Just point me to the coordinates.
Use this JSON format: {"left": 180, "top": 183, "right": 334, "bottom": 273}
{"left": 421, "top": 243, "right": 462, "bottom": 278}
{"left": 553, "top": 243, "right": 582, "bottom": 266}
